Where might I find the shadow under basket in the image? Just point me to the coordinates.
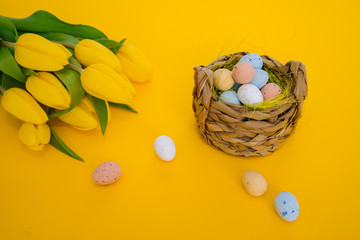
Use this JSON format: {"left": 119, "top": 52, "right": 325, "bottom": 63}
{"left": 192, "top": 52, "right": 308, "bottom": 157}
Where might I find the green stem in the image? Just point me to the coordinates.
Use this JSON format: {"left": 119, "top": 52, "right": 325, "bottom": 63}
{"left": 0, "top": 40, "right": 16, "bottom": 48}
{"left": 67, "top": 63, "right": 83, "bottom": 73}
{"left": 0, "top": 39, "right": 75, "bottom": 49}
{"left": 51, "top": 41, "right": 76, "bottom": 48}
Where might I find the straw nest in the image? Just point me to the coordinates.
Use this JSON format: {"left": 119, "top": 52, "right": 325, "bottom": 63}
{"left": 192, "top": 52, "right": 308, "bottom": 157}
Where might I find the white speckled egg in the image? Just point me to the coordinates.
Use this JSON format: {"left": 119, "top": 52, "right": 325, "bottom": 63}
{"left": 237, "top": 84, "right": 263, "bottom": 105}
{"left": 92, "top": 161, "right": 121, "bottom": 185}
{"left": 242, "top": 170, "right": 267, "bottom": 197}
{"left": 249, "top": 69, "right": 269, "bottom": 89}
{"left": 219, "top": 91, "right": 241, "bottom": 105}
{"left": 154, "top": 135, "right": 176, "bottom": 161}
{"left": 274, "top": 192, "right": 300, "bottom": 222}
{"left": 239, "top": 53, "right": 263, "bottom": 69}
{"left": 213, "top": 69, "right": 234, "bottom": 91}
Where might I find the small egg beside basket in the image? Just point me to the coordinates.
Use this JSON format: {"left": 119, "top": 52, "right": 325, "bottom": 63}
{"left": 192, "top": 52, "right": 308, "bottom": 157}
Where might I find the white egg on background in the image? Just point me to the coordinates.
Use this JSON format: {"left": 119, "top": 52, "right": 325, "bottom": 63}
{"left": 154, "top": 135, "right": 176, "bottom": 161}
{"left": 237, "top": 84, "right": 263, "bottom": 105}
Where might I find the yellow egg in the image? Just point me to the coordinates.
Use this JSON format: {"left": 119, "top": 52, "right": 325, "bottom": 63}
{"left": 213, "top": 69, "right": 234, "bottom": 90}
{"left": 242, "top": 170, "right": 267, "bottom": 197}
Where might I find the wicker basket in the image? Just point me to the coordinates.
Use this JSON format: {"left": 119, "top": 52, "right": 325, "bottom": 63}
{"left": 192, "top": 52, "right": 308, "bottom": 157}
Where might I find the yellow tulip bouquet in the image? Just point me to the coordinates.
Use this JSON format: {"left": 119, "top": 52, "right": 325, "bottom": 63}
{"left": 0, "top": 11, "right": 153, "bottom": 160}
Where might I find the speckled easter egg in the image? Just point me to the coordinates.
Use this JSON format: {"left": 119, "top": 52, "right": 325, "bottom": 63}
{"left": 154, "top": 135, "right": 176, "bottom": 161}
{"left": 249, "top": 69, "right": 269, "bottom": 89}
{"left": 242, "top": 170, "right": 267, "bottom": 197}
{"left": 239, "top": 53, "right": 263, "bottom": 69}
{"left": 213, "top": 69, "right": 234, "bottom": 91}
{"left": 232, "top": 62, "right": 255, "bottom": 84}
{"left": 261, "top": 83, "right": 282, "bottom": 101}
{"left": 274, "top": 192, "right": 300, "bottom": 222}
{"left": 92, "top": 161, "right": 121, "bottom": 185}
{"left": 219, "top": 91, "right": 241, "bottom": 105}
{"left": 237, "top": 84, "right": 263, "bottom": 105}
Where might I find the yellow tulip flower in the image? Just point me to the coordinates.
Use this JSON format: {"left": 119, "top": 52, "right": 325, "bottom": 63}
{"left": 74, "top": 39, "right": 122, "bottom": 73}
{"left": 14, "top": 33, "right": 70, "bottom": 71}
{"left": 26, "top": 72, "right": 71, "bottom": 110}
{"left": 80, "top": 63, "right": 135, "bottom": 104}
{"left": 18, "top": 123, "right": 50, "bottom": 151}
{"left": 116, "top": 42, "right": 153, "bottom": 82}
{"left": 1, "top": 88, "right": 48, "bottom": 124}
{"left": 57, "top": 95, "right": 99, "bottom": 130}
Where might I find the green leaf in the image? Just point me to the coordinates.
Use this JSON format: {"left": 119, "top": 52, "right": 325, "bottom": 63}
{"left": 50, "top": 65, "right": 85, "bottom": 118}
{"left": 49, "top": 128, "right": 83, "bottom": 161}
{"left": 3, "top": 10, "right": 107, "bottom": 39}
{"left": 1, "top": 73, "right": 25, "bottom": 90}
{"left": 0, "top": 16, "right": 18, "bottom": 41}
{"left": 110, "top": 102, "right": 138, "bottom": 113}
{"left": 95, "top": 38, "right": 126, "bottom": 54}
{"left": 41, "top": 32, "right": 80, "bottom": 47}
{"left": 0, "top": 72, "right": 3, "bottom": 95}
{"left": 20, "top": 66, "right": 37, "bottom": 76}
{"left": 0, "top": 46, "right": 26, "bottom": 83}
{"left": 88, "top": 94, "right": 108, "bottom": 135}
{"left": 68, "top": 56, "right": 82, "bottom": 68}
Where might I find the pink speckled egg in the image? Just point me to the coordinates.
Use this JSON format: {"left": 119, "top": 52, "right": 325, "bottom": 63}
{"left": 261, "top": 83, "right": 282, "bottom": 101}
{"left": 92, "top": 161, "right": 121, "bottom": 185}
{"left": 232, "top": 62, "right": 255, "bottom": 84}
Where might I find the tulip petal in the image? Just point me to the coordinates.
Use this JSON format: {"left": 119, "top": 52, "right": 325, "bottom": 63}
{"left": 18, "top": 123, "right": 37, "bottom": 146}
{"left": 1, "top": 88, "right": 49, "bottom": 124}
{"left": 37, "top": 123, "right": 50, "bottom": 144}
{"left": 54, "top": 43, "right": 72, "bottom": 59}
{"left": 26, "top": 72, "right": 71, "bottom": 109}
{"left": 88, "top": 63, "right": 135, "bottom": 94}
{"left": 80, "top": 64, "right": 135, "bottom": 104}
{"left": 15, "top": 33, "right": 69, "bottom": 71}
{"left": 116, "top": 42, "right": 153, "bottom": 82}
{"left": 16, "top": 34, "right": 69, "bottom": 63}
{"left": 27, "top": 144, "right": 45, "bottom": 151}
{"left": 15, "top": 46, "right": 67, "bottom": 71}
{"left": 57, "top": 96, "right": 98, "bottom": 130}
{"left": 74, "top": 39, "right": 121, "bottom": 68}
{"left": 18, "top": 122, "right": 47, "bottom": 151}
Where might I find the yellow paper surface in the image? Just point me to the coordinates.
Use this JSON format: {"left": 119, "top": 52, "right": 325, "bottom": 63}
{"left": 1, "top": 0, "right": 360, "bottom": 239}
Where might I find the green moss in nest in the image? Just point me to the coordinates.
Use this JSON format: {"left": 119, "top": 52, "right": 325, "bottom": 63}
{"left": 246, "top": 66, "right": 292, "bottom": 110}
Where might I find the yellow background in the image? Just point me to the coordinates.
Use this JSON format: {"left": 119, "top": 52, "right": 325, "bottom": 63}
{"left": 1, "top": 0, "right": 359, "bottom": 239}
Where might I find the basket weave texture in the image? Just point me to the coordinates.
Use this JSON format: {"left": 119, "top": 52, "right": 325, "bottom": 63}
{"left": 192, "top": 52, "right": 308, "bottom": 157}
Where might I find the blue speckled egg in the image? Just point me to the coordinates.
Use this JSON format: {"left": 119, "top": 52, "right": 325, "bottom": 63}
{"left": 239, "top": 53, "right": 263, "bottom": 69}
{"left": 249, "top": 69, "right": 269, "bottom": 89}
{"left": 274, "top": 192, "right": 300, "bottom": 222}
{"left": 219, "top": 91, "right": 241, "bottom": 105}
{"left": 232, "top": 82, "right": 242, "bottom": 92}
